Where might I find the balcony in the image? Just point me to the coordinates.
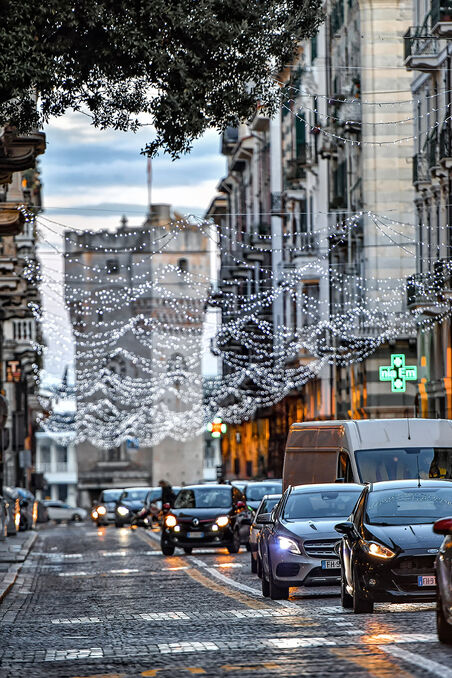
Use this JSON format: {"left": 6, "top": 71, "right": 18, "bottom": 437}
{"left": 0, "top": 202, "right": 26, "bottom": 236}
{"left": 0, "top": 127, "right": 46, "bottom": 185}
{"left": 291, "top": 232, "right": 320, "bottom": 259}
{"left": 404, "top": 28, "right": 442, "bottom": 71}
{"left": 407, "top": 271, "right": 443, "bottom": 312}
{"left": 432, "top": 0, "right": 452, "bottom": 37}
{"left": 413, "top": 152, "right": 430, "bottom": 185}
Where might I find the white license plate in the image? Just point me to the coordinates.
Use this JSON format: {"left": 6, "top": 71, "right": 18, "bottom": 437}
{"left": 418, "top": 575, "right": 436, "bottom": 587}
{"left": 321, "top": 559, "right": 340, "bottom": 569}
{"left": 186, "top": 532, "right": 204, "bottom": 539}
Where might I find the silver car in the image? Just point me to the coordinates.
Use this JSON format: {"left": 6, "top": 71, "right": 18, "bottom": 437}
{"left": 258, "top": 483, "right": 362, "bottom": 600}
{"left": 249, "top": 494, "right": 281, "bottom": 574}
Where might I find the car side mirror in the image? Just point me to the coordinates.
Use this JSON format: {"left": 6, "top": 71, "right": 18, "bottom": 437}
{"left": 163, "top": 503, "right": 171, "bottom": 511}
{"left": 433, "top": 517, "right": 452, "bottom": 535}
{"left": 335, "top": 521, "right": 356, "bottom": 537}
{"left": 255, "top": 512, "right": 274, "bottom": 525}
{"left": 236, "top": 501, "right": 246, "bottom": 509}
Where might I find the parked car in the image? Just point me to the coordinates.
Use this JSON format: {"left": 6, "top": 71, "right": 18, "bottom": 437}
{"left": 15, "top": 488, "right": 38, "bottom": 530}
{"left": 259, "top": 483, "right": 362, "bottom": 600}
{"left": 3, "top": 487, "right": 20, "bottom": 535}
{"left": 94, "top": 488, "right": 124, "bottom": 525}
{"left": 249, "top": 493, "right": 281, "bottom": 574}
{"left": 336, "top": 479, "right": 451, "bottom": 613}
{"left": 114, "top": 487, "right": 152, "bottom": 527}
{"left": 433, "top": 515, "right": 452, "bottom": 644}
{"left": 44, "top": 500, "right": 87, "bottom": 522}
{"left": 161, "top": 483, "right": 248, "bottom": 556}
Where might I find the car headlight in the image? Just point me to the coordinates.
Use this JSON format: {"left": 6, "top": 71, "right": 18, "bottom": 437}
{"left": 117, "top": 506, "right": 129, "bottom": 516}
{"left": 363, "top": 541, "right": 396, "bottom": 559}
{"left": 278, "top": 536, "right": 301, "bottom": 555}
{"left": 165, "top": 515, "right": 177, "bottom": 528}
{"left": 97, "top": 506, "right": 107, "bottom": 516}
{"left": 91, "top": 510, "right": 98, "bottom": 520}
{"left": 216, "top": 516, "right": 229, "bottom": 527}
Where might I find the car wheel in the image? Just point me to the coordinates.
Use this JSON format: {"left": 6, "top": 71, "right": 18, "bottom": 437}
{"left": 256, "top": 555, "right": 262, "bottom": 579}
{"left": 161, "top": 538, "right": 175, "bottom": 556}
{"left": 352, "top": 566, "right": 374, "bottom": 614}
{"left": 115, "top": 522, "right": 122, "bottom": 528}
{"left": 437, "top": 592, "right": 452, "bottom": 644}
{"left": 269, "top": 572, "right": 289, "bottom": 600}
{"left": 183, "top": 547, "right": 193, "bottom": 555}
{"left": 261, "top": 571, "right": 270, "bottom": 597}
{"left": 341, "top": 568, "right": 353, "bottom": 609}
{"left": 227, "top": 529, "right": 241, "bottom": 554}
{"left": 251, "top": 554, "right": 257, "bottom": 574}
{"left": 72, "top": 514, "right": 82, "bottom": 522}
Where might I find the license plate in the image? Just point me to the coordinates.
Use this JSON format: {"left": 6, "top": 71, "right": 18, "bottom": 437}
{"left": 418, "top": 575, "right": 436, "bottom": 587}
{"left": 186, "top": 532, "right": 204, "bottom": 539}
{"left": 321, "top": 559, "right": 340, "bottom": 569}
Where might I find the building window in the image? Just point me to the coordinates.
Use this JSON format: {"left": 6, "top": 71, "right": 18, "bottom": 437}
{"left": 56, "top": 445, "right": 67, "bottom": 472}
{"left": 40, "top": 444, "right": 51, "bottom": 472}
{"left": 177, "top": 258, "right": 188, "bottom": 273}
{"left": 106, "top": 259, "right": 119, "bottom": 275}
{"left": 58, "top": 484, "right": 68, "bottom": 501}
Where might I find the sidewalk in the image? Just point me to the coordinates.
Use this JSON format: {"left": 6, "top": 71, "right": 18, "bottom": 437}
{"left": 0, "top": 529, "right": 38, "bottom": 602}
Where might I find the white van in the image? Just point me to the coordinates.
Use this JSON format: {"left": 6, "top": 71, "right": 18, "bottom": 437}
{"left": 282, "top": 419, "right": 452, "bottom": 490}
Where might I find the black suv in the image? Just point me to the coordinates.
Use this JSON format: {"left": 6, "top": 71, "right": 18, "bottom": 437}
{"left": 161, "top": 484, "right": 247, "bottom": 555}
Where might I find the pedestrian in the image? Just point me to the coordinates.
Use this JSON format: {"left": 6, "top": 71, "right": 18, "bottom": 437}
{"left": 159, "top": 479, "right": 175, "bottom": 507}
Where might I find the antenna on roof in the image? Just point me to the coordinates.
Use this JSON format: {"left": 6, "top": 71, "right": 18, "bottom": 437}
{"left": 407, "top": 417, "right": 411, "bottom": 440}
{"left": 416, "top": 452, "right": 421, "bottom": 488}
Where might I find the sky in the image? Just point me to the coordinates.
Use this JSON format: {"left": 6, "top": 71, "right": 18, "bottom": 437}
{"left": 38, "top": 113, "right": 225, "bottom": 385}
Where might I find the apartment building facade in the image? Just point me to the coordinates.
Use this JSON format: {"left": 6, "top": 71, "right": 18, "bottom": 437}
{"left": 404, "top": 0, "right": 452, "bottom": 417}
{"left": 208, "top": 0, "right": 419, "bottom": 478}
{"left": 0, "top": 126, "right": 45, "bottom": 491}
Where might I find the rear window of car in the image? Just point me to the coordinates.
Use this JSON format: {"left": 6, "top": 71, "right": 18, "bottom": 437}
{"left": 175, "top": 487, "right": 232, "bottom": 509}
{"left": 121, "top": 490, "right": 149, "bottom": 501}
{"left": 247, "top": 483, "right": 282, "bottom": 501}
{"left": 101, "top": 490, "right": 122, "bottom": 502}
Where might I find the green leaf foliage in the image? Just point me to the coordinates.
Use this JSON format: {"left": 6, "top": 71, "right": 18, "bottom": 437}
{"left": 0, "top": 0, "right": 322, "bottom": 157}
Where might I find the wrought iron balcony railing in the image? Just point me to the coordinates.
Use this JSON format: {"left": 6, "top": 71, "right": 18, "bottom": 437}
{"left": 404, "top": 27, "right": 441, "bottom": 70}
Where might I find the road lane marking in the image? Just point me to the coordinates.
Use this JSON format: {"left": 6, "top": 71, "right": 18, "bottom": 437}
{"left": 186, "top": 669, "right": 206, "bottom": 674}
{"left": 158, "top": 641, "right": 219, "bottom": 654}
{"left": 221, "top": 664, "right": 280, "bottom": 672}
{"left": 189, "top": 557, "right": 301, "bottom": 610}
{"left": 331, "top": 647, "right": 414, "bottom": 678}
{"left": 380, "top": 645, "right": 452, "bottom": 678}
{"left": 183, "top": 560, "right": 269, "bottom": 610}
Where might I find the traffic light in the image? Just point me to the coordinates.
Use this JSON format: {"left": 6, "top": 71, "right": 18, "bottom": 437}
{"left": 207, "top": 417, "right": 227, "bottom": 438}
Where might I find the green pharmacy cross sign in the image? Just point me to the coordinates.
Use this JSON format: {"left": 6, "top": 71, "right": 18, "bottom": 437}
{"left": 379, "top": 354, "right": 417, "bottom": 393}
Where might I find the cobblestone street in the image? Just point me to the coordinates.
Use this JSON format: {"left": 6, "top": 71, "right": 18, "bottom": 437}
{"left": 0, "top": 523, "right": 450, "bottom": 677}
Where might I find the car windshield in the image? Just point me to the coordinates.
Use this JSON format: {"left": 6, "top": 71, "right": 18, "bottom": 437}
{"left": 258, "top": 496, "right": 281, "bottom": 515}
{"left": 147, "top": 490, "right": 161, "bottom": 502}
{"left": 247, "top": 483, "right": 282, "bottom": 501}
{"left": 102, "top": 490, "right": 122, "bottom": 502}
{"left": 283, "top": 490, "right": 361, "bottom": 520}
{"left": 355, "top": 448, "right": 452, "bottom": 483}
{"left": 121, "top": 490, "right": 148, "bottom": 501}
{"left": 174, "top": 487, "right": 232, "bottom": 509}
{"left": 366, "top": 487, "right": 452, "bottom": 525}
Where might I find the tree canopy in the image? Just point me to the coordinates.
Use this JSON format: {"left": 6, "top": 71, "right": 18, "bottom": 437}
{"left": 0, "top": 0, "right": 322, "bottom": 157}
